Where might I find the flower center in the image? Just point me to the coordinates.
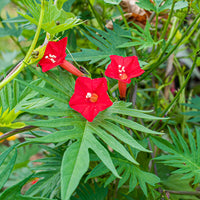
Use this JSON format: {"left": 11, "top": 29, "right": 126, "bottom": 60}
{"left": 118, "top": 65, "right": 127, "bottom": 80}
{"left": 86, "top": 92, "right": 98, "bottom": 102}
{"left": 45, "top": 54, "right": 57, "bottom": 63}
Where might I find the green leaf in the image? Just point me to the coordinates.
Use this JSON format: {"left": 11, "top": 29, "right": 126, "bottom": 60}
{"left": 61, "top": 141, "right": 89, "bottom": 200}
{"left": 89, "top": 124, "right": 139, "bottom": 165}
{"left": 23, "top": 91, "right": 163, "bottom": 199}
{"left": 71, "top": 183, "right": 108, "bottom": 200}
{"left": 26, "top": 118, "right": 82, "bottom": 128}
{"left": 19, "top": 0, "right": 81, "bottom": 34}
{"left": 118, "top": 22, "right": 163, "bottom": 50}
{"left": 136, "top": 0, "right": 156, "bottom": 12}
{"left": 0, "top": 14, "right": 22, "bottom": 37}
{"left": 104, "top": 0, "right": 122, "bottom": 5}
{"left": 159, "top": 0, "right": 188, "bottom": 12}
{"left": 86, "top": 154, "right": 160, "bottom": 196}
{"left": 152, "top": 127, "right": 200, "bottom": 184}
{"left": 182, "top": 96, "right": 200, "bottom": 123}
{"left": 67, "top": 24, "right": 131, "bottom": 66}
{"left": 28, "top": 67, "right": 72, "bottom": 98}
{"left": 0, "top": 144, "right": 17, "bottom": 167}
{"left": 56, "top": 0, "right": 68, "bottom": 9}
{"left": 0, "top": 175, "right": 32, "bottom": 200}
{"left": 85, "top": 131, "right": 119, "bottom": 178}
{"left": 16, "top": 195, "right": 57, "bottom": 200}
{"left": 0, "top": 108, "right": 25, "bottom": 129}
{"left": 106, "top": 115, "right": 162, "bottom": 135}
{"left": 109, "top": 107, "right": 165, "bottom": 120}
{"left": 100, "top": 120, "right": 150, "bottom": 152}
{"left": 26, "top": 128, "right": 82, "bottom": 143}
{"left": 26, "top": 146, "right": 62, "bottom": 197}
{"left": 16, "top": 79, "right": 67, "bottom": 103}
{"left": 162, "top": 174, "right": 200, "bottom": 200}
{"left": 0, "top": 149, "right": 17, "bottom": 189}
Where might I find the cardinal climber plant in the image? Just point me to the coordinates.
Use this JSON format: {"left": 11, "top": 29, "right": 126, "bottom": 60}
{"left": 0, "top": 0, "right": 200, "bottom": 200}
{"left": 105, "top": 55, "right": 145, "bottom": 99}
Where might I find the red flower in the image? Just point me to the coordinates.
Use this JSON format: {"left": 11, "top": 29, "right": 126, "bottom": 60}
{"left": 105, "top": 55, "right": 144, "bottom": 84}
{"left": 69, "top": 77, "right": 113, "bottom": 122}
{"left": 105, "top": 55, "right": 145, "bottom": 99}
{"left": 38, "top": 37, "right": 83, "bottom": 77}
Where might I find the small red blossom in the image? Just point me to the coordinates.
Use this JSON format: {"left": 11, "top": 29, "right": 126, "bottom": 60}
{"left": 105, "top": 55, "right": 145, "bottom": 84}
{"left": 69, "top": 77, "right": 113, "bottom": 122}
{"left": 38, "top": 37, "right": 83, "bottom": 77}
{"left": 105, "top": 55, "right": 145, "bottom": 99}
{"left": 38, "top": 37, "right": 67, "bottom": 72}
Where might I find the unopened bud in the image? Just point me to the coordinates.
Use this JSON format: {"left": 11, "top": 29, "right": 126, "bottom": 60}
{"left": 32, "top": 51, "right": 39, "bottom": 58}
{"left": 80, "top": 66, "right": 89, "bottom": 75}
{"left": 56, "top": 21, "right": 60, "bottom": 25}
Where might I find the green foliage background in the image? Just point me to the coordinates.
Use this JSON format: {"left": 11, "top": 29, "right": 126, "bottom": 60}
{"left": 0, "top": 0, "right": 200, "bottom": 200}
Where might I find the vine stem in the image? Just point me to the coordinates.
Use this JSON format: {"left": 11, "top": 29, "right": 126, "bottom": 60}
{"left": 160, "top": 0, "right": 175, "bottom": 39}
{"left": 151, "top": 51, "right": 199, "bottom": 130}
{"left": 87, "top": 0, "right": 104, "bottom": 30}
{"left": 154, "top": 12, "right": 159, "bottom": 41}
{"left": 140, "top": 12, "right": 200, "bottom": 81}
{"left": 117, "top": 4, "right": 129, "bottom": 29}
{"left": 0, "top": 0, "right": 45, "bottom": 90}
{"left": 0, "top": 126, "right": 36, "bottom": 141}
{"left": 160, "top": 51, "right": 199, "bottom": 117}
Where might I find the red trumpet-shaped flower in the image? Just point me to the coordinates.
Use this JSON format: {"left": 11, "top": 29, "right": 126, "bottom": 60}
{"left": 105, "top": 55, "right": 145, "bottom": 99}
{"left": 38, "top": 37, "right": 84, "bottom": 77}
{"left": 69, "top": 77, "right": 113, "bottom": 122}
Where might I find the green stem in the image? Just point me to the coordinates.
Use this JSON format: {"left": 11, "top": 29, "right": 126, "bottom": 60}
{"left": 161, "top": 53, "right": 198, "bottom": 117}
{"left": 0, "top": 0, "right": 45, "bottom": 90}
{"left": 154, "top": 12, "right": 159, "bottom": 41}
{"left": 139, "top": 12, "right": 200, "bottom": 82}
{"left": 117, "top": 4, "right": 129, "bottom": 29}
{"left": 181, "top": 18, "right": 200, "bottom": 45}
{"left": 151, "top": 51, "right": 199, "bottom": 130}
{"left": 160, "top": 0, "right": 175, "bottom": 39}
{"left": 87, "top": 0, "right": 104, "bottom": 30}
{"left": 0, "top": 126, "right": 36, "bottom": 141}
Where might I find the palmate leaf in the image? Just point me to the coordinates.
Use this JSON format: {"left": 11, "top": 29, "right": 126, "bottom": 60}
{"left": 0, "top": 13, "right": 22, "bottom": 37}
{"left": 25, "top": 102, "right": 163, "bottom": 200}
{"left": 0, "top": 174, "right": 57, "bottom": 200}
{"left": 182, "top": 96, "right": 200, "bottom": 123}
{"left": 0, "top": 79, "right": 52, "bottom": 129}
{"left": 26, "top": 146, "right": 62, "bottom": 198}
{"left": 20, "top": 68, "right": 163, "bottom": 199}
{"left": 71, "top": 182, "right": 108, "bottom": 200}
{"left": 136, "top": 0, "right": 188, "bottom": 13}
{"left": 151, "top": 126, "right": 200, "bottom": 184}
{"left": 0, "top": 79, "right": 52, "bottom": 113}
{"left": 85, "top": 153, "right": 160, "bottom": 197}
{"left": 66, "top": 24, "right": 131, "bottom": 66}
{"left": 0, "top": 108, "right": 25, "bottom": 129}
{"left": 118, "top": 21, "right": 163, "bottom": 50}
{"left": 162, "top": 174, "right": 200, "bottom": 200}
{"left": 18, "top": 0, "right": 81, "bottom": 34}
{"left": 0, "top": 144, "right": 18, "bottom": 190}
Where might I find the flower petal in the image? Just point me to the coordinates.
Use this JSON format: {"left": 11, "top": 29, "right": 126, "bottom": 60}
{"left": 38, "top": 37, "right": 68, "bottom": 72}
{"left": 69, "top": 77, "right": 113, "bottom": 122}
{"left": 105, "top": 55, "right": 144, "bottom": 83}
